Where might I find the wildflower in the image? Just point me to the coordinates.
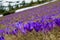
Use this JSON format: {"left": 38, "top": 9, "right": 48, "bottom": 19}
{"left": 15, "top": 21, "right": 27, "bottom": 34}
{"left": 24, "top": 22, "right": 33, "bottom": 32}
{"left": 54, "top": 18, "right": 60, "bottom": 26}
{"left": 15, "top": 21, "right": 23, "bottom": 29}
{"left": 11, "top": 28, "right": 18, "bottom": 35}
{"left": 40, "top": 17, "right": 54, "bottom": 32}
{"left": 0, "top": 36, "right": 5, "bottom": 40}
{"left": 33, "top": 21, "right": 42, "bottom": 32}
{"left": 4, "top": 28, "right": 11, "bottom": 34}
{"left": 0, "top": 30, "right": 4, "bottom": 35}
{"left": 44, "top": 22, "right": 54, "bottom": 31}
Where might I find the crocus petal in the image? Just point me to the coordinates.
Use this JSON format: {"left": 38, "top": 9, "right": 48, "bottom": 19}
{"left": 4, "top": 28, "right": 11, "bottom": 34}
{"left": 0, "top": 36, "right": 5, "bottom": 40}
{"left": 15, "top": 22, "right": 23, "bottom": 29}
{"left": 0, "top": 30, "right": 4, "bottom": 35}
{"left": 24, "top": 22, "right": 33, "bottom": 32}
{"left": 33, "top": 21, "right": 42, "bottom": 32}
{"left": 54, "top": 18, "right": 60, "bottom": 26}
{"left": 15, "top": 21, "right": 27, "bottom": 34}
{"left": 46, "top": 22, "right": 53, "bottom": 31}
{"left": 11, "top": 28, "right": 18, "bottom": 35}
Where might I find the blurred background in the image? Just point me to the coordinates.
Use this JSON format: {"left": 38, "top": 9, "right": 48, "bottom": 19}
{"left": 0, "top": 0, "right": 52, "bottom": 16}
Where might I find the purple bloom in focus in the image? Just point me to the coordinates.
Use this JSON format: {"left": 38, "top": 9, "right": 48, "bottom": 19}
{"left": 0, "top": 36, "right": 5, "bottom": 40}
{"left": 40, "top": 17, "right": 54, "bottom": 32}
{"left": 44, "top": 22, "right": 53, "bottom": 31}
{"left": 15, "top": 21, "right": 27, "bottom": 34}
{"left": 24, "top": 22, "right": 34, "bottom": 32}
{"left": 24, "top": 21, "right": 42, "bottom": 32}
{"left": 33, "top": 21, "right": 42, "bottom": 32}
{"left": 54, "top": 18, "right": 60, "bottom": 26}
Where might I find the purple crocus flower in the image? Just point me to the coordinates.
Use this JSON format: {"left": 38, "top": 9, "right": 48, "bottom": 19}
{"left": 11, "top": 28, "right": 18, "bottom": 35}
{"left": 40, "top": 17, "right": 54, "bottom": 33}
{"left": 15, "top": 21, "right": 23, "bottom": 29}
{"left": 4, "top": 28, "right": 11, "bottom": 34}
{"left": 44, "top": 22, "right": 53, "bottom": 31}
{"left": 43, "top": 19, "right": 54, "bottom": 30}
{"left": 24, "top": 22, "right": 34, "bottom": 32}
{"left": 0, "top": 30, "right": 4, "bottom": 35}
{"left": 0, "top": 36, "right": 5, "bottom": 40}
{"left": 33, "top": 21, "right": 42, "bottom": 32}
{"left": 15, "top": 21, "right": 27, "bottom": 34}
{"left": 54, "top": 18, "right": 60, "bottom": 26}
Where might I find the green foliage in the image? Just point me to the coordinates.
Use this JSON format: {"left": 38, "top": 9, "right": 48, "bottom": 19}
{"left": 37, "top": 0, "right": 40, "bottom": 3}
{"left": 15, "top": 5, "right": 19, "bottom": 9}
{"left": 8, "top": 3, "right": 14, "bottom": 11}
{"left": 29, "top": 0, "right": 34, "bottom": 6}
{"left": 0, "top": 5, "right": 4, "bottom": 14}
{"left": 0, "top": 0, "right": 52, "bottom": 16}
{"left": 22, "top": 0, "right": 26, "bottom": 6}
{"left": 3, "top": 10, "right": 15, "bottom": 16}
{"left": 0, "top": 10, "right": 4, "bottom": 14}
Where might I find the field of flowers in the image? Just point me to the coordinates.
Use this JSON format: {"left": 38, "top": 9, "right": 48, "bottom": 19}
{"left": 0, "top": 1, "right": 60, "bottom": 40}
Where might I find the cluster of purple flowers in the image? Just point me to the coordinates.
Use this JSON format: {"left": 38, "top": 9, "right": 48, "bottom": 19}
{"left": 14, "top": 16, "right": 58, "bottom": 34}
{"left": 0, "top": 2, "right": 60, "bottom": 40}
{"left": 54, "top": 18, "right": 60, "bottom": 26}
{"left": 0, "top": 30, "right": 5, "bottom": 40}
{"left": 0, "top": 36, "right": 4, "bottom": 40}
{"left": 0, "top": 16, "right": 60, "bottom": 40}
{"left": 0, "top": 27, "right": 19, "bottom": 40}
